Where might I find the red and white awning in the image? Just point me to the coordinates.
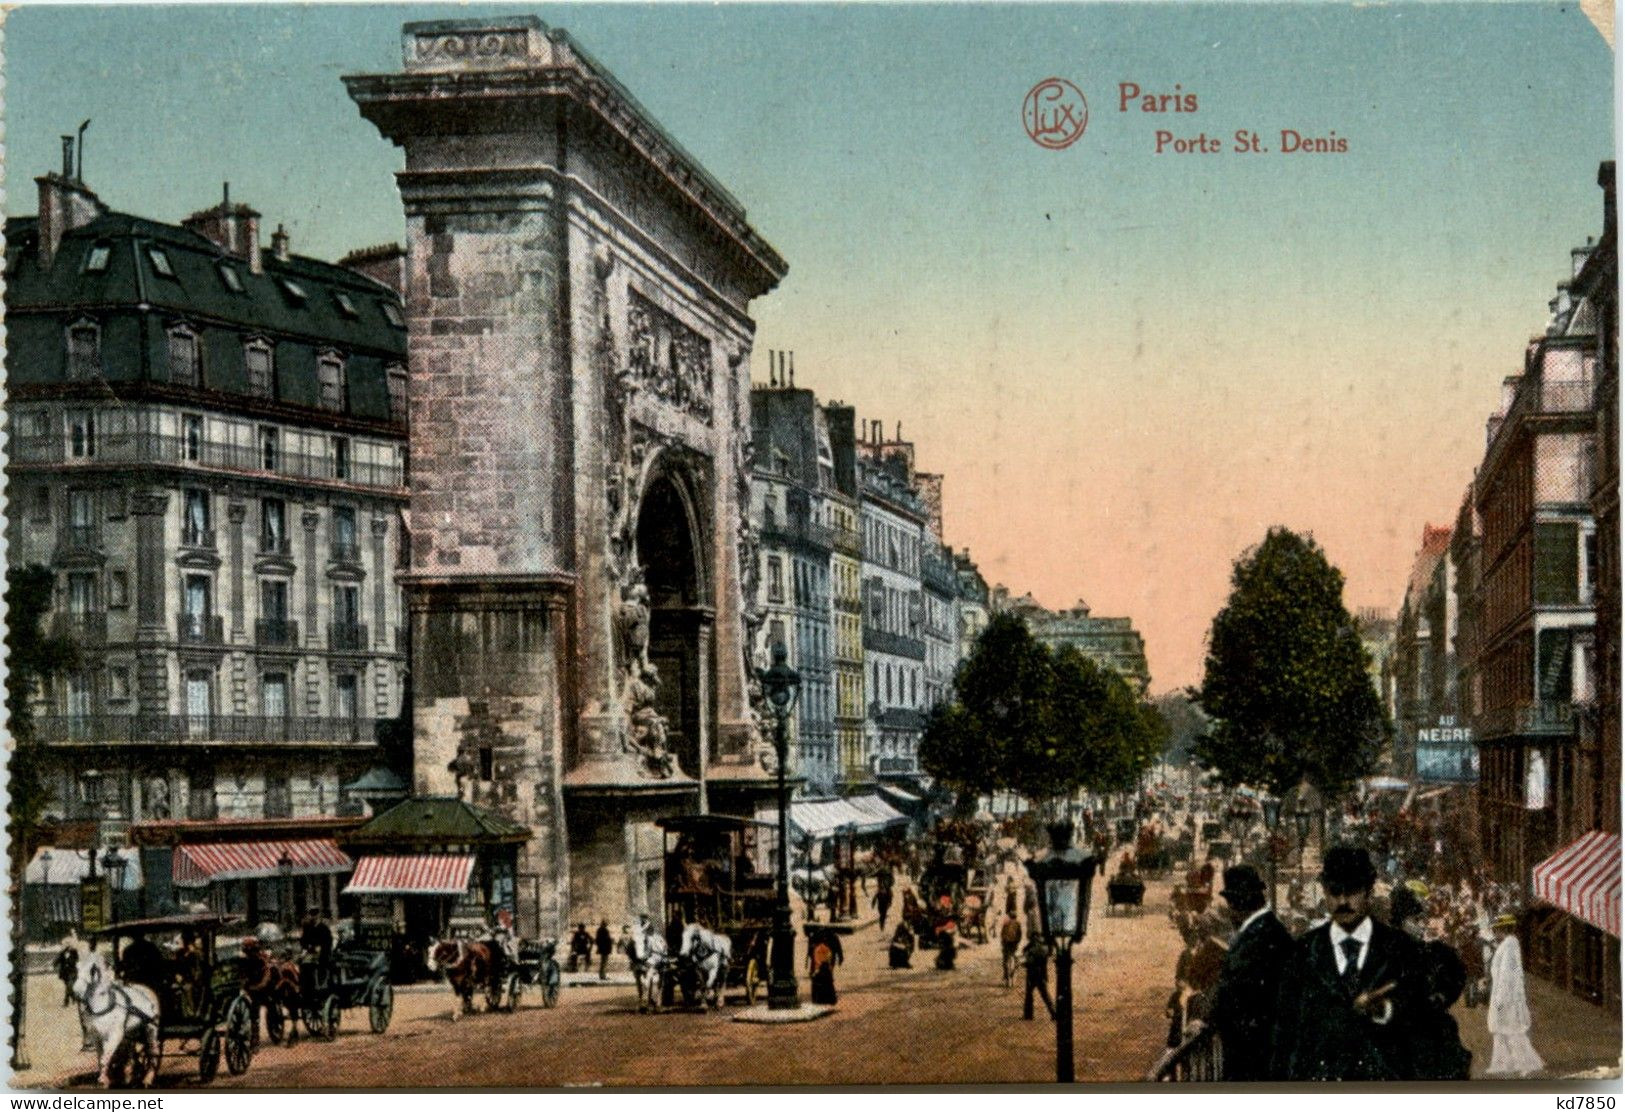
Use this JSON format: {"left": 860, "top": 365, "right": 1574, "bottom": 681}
{"left": 343, "top": 854, "right": 475, "bottom": 897}
{"left": 173, "top": 839, "right": 352, "bottom": 888}
{"left": 1533, "top": 830, "right": 1621, "bottom": 938}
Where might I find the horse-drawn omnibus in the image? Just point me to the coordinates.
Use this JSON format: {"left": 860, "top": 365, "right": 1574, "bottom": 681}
{"left": 657, "top": 814, "right": 776, "bottom": 1006}
{"left": 80, "top": 912, "right": 256, "bottom": 1087}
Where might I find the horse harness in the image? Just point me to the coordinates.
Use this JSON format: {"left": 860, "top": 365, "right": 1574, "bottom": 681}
{"left": 81, "top": 962, "right": 160, "bottom": 1026}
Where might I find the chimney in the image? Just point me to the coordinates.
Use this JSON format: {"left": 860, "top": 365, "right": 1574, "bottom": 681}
{"left": 35, "top": 136, "right": 107, "bottom": 269}
{"left": 895, "top": 421, "right": 902, "bottom": 441}
{"left": 342, "top": 242, "right": 409, "bottom": 296}
{"left": 788, "top": 352, "right": 795, "bottom": 389}
{"left": 271, "top": 224, "right": 291, "bottom": 263}
{"left": 181, "top": 183, "right": 263, "bottom": 273}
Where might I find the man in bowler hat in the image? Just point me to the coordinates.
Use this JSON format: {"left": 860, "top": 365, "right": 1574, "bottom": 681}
{"left": 1271, "top": 846, "right": 1423, "bottom": 1081}
{"left": 1206, "top": 864, "right": 1294, "bottom": 1081}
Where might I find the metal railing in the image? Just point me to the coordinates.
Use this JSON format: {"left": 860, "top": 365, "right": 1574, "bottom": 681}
{"left": 255, "top": 618, "right": 300, "bottom": 648}
{"left": 177, "top": 613, "right": 225, "bottom": 644}
{"left": 58, "top": 525, "right": 101, "bottom": 552}
{"left": 329, "top": 622, "right": 368, "bottom": 652}
{"left": 34, "top": 714, "right": 379, "bottom": 746}
{"left": 181, "top": 527, "right": 217, "bottom": 550}
{"left": 12, "top": 433, "right": 405, "bottom": 490}
{"left": 52, "top": 611, "right": 107, "bottom": 644}
{"left": 759, "top": 515, "right": 836, "bottom": 551}
{"left": 259, "top": 535, "right": 292, "bottom": 557}
{"left": 863, "top": 628, "right": 926, "bottom": 659}
{"left": 876, "top": 756, "right": 918, "bottom": 774}
{"left": 330, "top": 541, "right": 362, "bottom": 564}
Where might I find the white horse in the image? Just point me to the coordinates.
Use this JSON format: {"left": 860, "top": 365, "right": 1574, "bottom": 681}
{"left": 624, "top": 919, "right": 668, "bottom": 1014}
{"left": 678, "top": 922, "right": 732, "bottom": 1010}
{"left": 69, "top": 940, "right": 160, "bottom": 1088}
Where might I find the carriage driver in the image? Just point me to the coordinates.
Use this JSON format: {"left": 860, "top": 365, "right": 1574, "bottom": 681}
{"left": 300, "top": 908, "right": 335, "bottom": 995}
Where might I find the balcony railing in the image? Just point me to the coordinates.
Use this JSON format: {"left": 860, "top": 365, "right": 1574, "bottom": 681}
{"left": 255, "top": 618, "right": 300, "bottom": 648}
{"left": 922, "top": 559, "right": 959, "bottom": 596}
{"left": 831, "top": 527, "right": 862, "bottom": 558}
{"left": 176, "top": 613, "right": 224, "bottom": 645}
{"left": 330, "top": 541, "right": 362, "bottom": 564}
{"left": 12, "top": 433, "right": 405, "bottom": 490}
{"left": 34, "top": 714, "right": 379, "bottom": 746}
{"left": 329, "top": 622, "right": 368, "bottom": 652}
{"left": 758, "top": 515, "right": 836, "bottom": 551}
{"left": 258, "top": 535, "right": 292, "bottom": 558}
{"left": 876, "top": 756, "right": 918, "bottom": 774}
{"left": 181, "top": 527, "right": 217, "bottom": 551}
{"left": 58, "top": 525, "right": 101, "bottom": 553}
{"left": 863, "top": 628, "right": 927, "bottom": 660}
{"left": 52, "top": 611, "right": 108, "bottom": 644}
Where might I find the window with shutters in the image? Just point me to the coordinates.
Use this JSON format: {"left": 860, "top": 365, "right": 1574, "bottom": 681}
{"left": 67, "top": 410, "right": 96, "bottom": 458}
{"left": 318, "top": 355, "right": 346, "bottom": 412}
{"left": 66, "top": 321, "right": 100, "bottom": 381}
{"left": 245, "top": 342, "right": 274, "bottom": 398}
{"left": 167, "top": 326, "right": 201, "bottom": 387}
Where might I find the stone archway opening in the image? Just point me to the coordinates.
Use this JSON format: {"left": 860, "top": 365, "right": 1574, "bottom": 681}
{"left": 636, "top": 475, "right": 710, "bottom": 779}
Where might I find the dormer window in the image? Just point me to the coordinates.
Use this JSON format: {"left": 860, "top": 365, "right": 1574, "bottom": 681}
{"left": 146, "top": 247, "right": 175, "bottom": 279}
{"left": 244, "top": 340, "right": 274, "bottom": 399}
{"left": 65, "top": 320, "right": 101, "bottom": 381}
{"left": 167, "top": 325, "right": 201, "bottom": 388}
{"left": 217, "top": 264, "right": 244, "bottom": 294}
{"left": 332, "top": 291, "right": 359, "bottom": 320}
{"left": 318, "top": 354, "right": 346, "bottom": 413}
{"left": 277, "top": 277, "right": 308, "bottom": 304}
{"left": 380, "top": 301, "right": 405, "bottom": 329}
{"left": 83, "top": 244, "right": 112, "bottom": 274}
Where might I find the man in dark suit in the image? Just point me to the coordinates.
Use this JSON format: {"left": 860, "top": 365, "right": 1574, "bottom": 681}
{"left": 1206, "top": 865, "right": 1294, "bottom": 1080}
{"left": 1272, "top": 846, "right": 1424, "bottom": 1081}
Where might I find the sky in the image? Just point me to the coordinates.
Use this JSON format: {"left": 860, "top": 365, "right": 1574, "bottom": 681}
{"left": 4, "top": 3, "right": 1614, "bottom": 693}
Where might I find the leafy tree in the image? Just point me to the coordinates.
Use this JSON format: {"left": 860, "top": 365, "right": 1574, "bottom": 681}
{"left": 7, "top": 565, "right": 78, "bottom": 857}
{"left": 1153, "top": 689, "right": 1209, "bottom": 767}
{"left": 921, "top": 613, "right": 1051, "bottom": 804}
{"left": 1195, "top": 528, "right": 1388, "bottom": 798}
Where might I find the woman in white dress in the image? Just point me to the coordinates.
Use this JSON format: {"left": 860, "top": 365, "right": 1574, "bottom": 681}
{"left": 1487, "top": 912, "right": 1545, "bottom": 1077}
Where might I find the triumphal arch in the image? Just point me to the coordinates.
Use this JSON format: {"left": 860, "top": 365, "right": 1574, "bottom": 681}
{"left": 346, "top": 16, "right": 785, "bottom": 933}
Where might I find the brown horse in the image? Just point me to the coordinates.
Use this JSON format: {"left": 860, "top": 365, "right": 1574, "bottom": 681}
{"left": 237, "top": 941, "right": 303, "bottom": 1045}
{"left": 428, "top": 938, "right": 500, "bottom": 1020}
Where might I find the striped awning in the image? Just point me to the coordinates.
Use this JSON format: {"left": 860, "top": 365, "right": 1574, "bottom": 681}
{"left": 344, "top": 854, "right": 475, "bottom": 896}
{"left": 1533, "top": 831, "right": 1621, "bottom": 938}
{"left": 173, "top": 839, "right": 352, "bottom": 888}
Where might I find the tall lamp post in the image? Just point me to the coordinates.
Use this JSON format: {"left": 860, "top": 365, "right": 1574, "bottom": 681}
{"left": 279, "top": 851, "right": 295, "bottom": 931}
{"left": 101, "top": 848, "right": 125, "bottom": 925}
{"left": 1288, "top": 776, "right": 1321, "bottom": 884}
{"left": 1261, "top": 795, "right": 1282, "bottom": 909}
{"left": 1025, "top": 821, "right": 1098, "bottom": 1083}
{"left": 760, "top": 642, "right": 802, "bottom": 1010}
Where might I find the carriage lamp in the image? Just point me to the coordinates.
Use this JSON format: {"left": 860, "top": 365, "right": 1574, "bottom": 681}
{"left": 1025, "top": 821, "right": 1098, "bottom": 1083}
{"left": 759, "top": 641, "right": 802, "bottom": 1011}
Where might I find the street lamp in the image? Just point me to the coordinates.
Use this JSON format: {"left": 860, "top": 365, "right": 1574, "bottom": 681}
{"left": 760, "top": 641, "right": 802, "bottom": 1010}
{"left": 101, "top": 848, "right": 125, "bottom": 924}
{"left": 1261, "top": 795, "right": 1282, "bottom": 908}
{"left": 1025, "top": 820, "right": 1099, "bottom": 1084}
{"left": 1288, "top": 777, "right": 1320, "bottom": 882}
{"left": 279, "top": 850, "right": 295, "bottom": 930}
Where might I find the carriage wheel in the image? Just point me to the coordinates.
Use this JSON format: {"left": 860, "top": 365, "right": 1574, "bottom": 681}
{"left": 744, "top": 958, "right": 761, "bottom": 1006}
{"left": 265, "top": 1001, "right": 286, "bottom": 1046}
{"left": 109, "top": 1035, "right": 158, "bottom": 1089}
{"left": 369, "top": 980, "right": 394, "bottom": 1034}
{"left": 225, "top": 995, "right": 255, "bottom": 1075}
{"left": 542, "top": 965, "right": 560, "bottom": 1009}
{"left": 505, "top": 973, "right": 523, "bottom": 1013}
{"left": 320, "top": 996, "right": 340, "bottom": 1041}
{"left": 198, "top": 1030, "right": 221, "bottom": 1084}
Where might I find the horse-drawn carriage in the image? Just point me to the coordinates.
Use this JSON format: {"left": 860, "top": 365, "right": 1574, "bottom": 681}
{"left": 501, "top": 938, "right": 562, "bottom": 1010}
{"left": 79, "top": 913, "right": 256, "bottom": 1087}
{"left": 656, "top": 814, "right": 776, "bottom": 1008}
{"left": 296, "top": 941, "right": 394, "bottom": 1039}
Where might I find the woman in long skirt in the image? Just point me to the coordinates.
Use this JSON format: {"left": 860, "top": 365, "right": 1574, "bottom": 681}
{"left": 1486, "top": 914, "right": 1545, "bottom": 1077}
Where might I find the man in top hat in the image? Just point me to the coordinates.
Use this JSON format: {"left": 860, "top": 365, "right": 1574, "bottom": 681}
{"left": 1271, "top": 846, "right": 1424, "bottom": 1081}
{"left": 1205, "top": 864, "right": 1294, "bottom": 1081}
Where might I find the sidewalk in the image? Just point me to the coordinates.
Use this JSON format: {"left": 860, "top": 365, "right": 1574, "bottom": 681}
{"left": 1454, "top": 972, "right": 1623, "bottom": 1079}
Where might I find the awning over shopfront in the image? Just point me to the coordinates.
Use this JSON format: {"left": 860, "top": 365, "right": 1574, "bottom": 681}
{"left": 786, "top": 796, "right": 907, "bottom": 839}
{"left": 173, "top": 839, "right": 352, "bottom": 888}
{"left": 26, "top": 846, "right": 143, "bottom": 889}
{"left": 847, "top": 794, "right": 908, "bottom": 830}
{"left": 1533, "top": 831, "right": 1621, "bottom": 938}
{"left": 344, "top": 854, "right": 476, "bottom": 897}
{"left": 878, "top": 784, "right": 921, "bottom": 806}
